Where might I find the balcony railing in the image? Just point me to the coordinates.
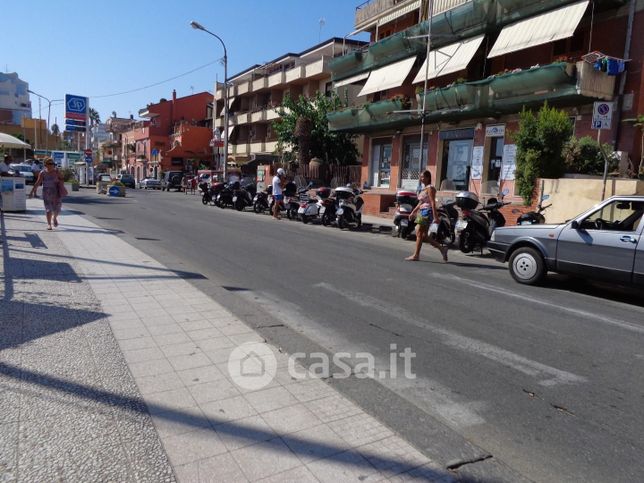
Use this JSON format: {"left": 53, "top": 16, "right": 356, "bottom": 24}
{"left": 355, "top": 0, "right": 468, "bottom": 29}
{"left": 250, "top": 141, "right": 265, "bottom": 152}
{"left": 251, "top": 110, "right": 267, "bottom": 123}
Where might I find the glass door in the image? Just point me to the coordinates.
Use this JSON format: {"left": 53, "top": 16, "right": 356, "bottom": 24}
{"left": 400, "top": 136, "right": 427, "bottom": 190}
{"left": 444, "top": 139, "right": 473, "bottom": 191}
{"left": 370, "top": 142, "right": 392, "bottom": 188}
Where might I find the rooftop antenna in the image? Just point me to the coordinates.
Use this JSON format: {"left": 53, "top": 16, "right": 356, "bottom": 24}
{"left": 319, "top": 17, "right": 326, "bottom": 42}
{"left": 190, "top": 85, "right": 194, "bottom": 94}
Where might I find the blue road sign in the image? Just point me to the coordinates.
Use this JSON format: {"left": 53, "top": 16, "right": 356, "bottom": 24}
{"left": 85, "top": 155, "right": 92, "bottom": 164}
{"left": 65, "top": 94, "right": 88, "bottom": 121}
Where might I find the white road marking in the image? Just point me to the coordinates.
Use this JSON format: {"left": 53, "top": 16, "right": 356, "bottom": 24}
{"left": 315, "top": 282, "right": 586, "bottom": 387}
{"left": 235, "top": 290, "right": 487, "bottom": 429}
{"left": 433, "top": 272, "right": 644, "bottom": 336}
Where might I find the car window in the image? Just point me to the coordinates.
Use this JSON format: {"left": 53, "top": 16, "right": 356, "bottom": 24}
{"left": 581, "top": 200, "right": 644, "bottom": 232}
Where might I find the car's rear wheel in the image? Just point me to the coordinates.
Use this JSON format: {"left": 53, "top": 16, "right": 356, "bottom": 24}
{"left": 508, "top": 247, "right": 546, "bottom": 285}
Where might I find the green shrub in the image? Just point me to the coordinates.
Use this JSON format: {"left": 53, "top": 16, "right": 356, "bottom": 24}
{"left": 514, "top": 104, "right": 573, "bottom": 204}
{"left": 563, "top": 136, "right": 615, "bottom": 175}
{"left": 59, "top": 168, "right": 75, "bottom": 182}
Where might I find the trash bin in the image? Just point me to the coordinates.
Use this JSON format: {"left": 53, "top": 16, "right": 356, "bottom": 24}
{"left": 0, "top": 177, "right": 27, "bottom": 212}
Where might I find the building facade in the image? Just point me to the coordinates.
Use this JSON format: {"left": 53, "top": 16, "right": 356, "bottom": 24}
{"left": 328, "top": 0, "right": 643, "bottom": 215}
{"left": 214, "top": 38, "right": 368, "bottom": 166}
{"left": 0, "top": 72, "right": 31, "bottom": 125}
{"left": 121, "top": 90, "right": 213, "bottom": 181}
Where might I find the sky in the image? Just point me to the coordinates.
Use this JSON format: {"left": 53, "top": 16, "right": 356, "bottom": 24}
{"left": 4, "top": 0, "right": 368, "bottom": 129}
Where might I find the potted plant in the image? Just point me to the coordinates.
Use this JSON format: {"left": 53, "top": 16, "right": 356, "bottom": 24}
{"left": 71, "top": 179, "right": 80, "bottom": 191}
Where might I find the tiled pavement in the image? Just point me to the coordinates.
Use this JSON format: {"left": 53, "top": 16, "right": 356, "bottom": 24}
{"left": 0, "top": 200, "right": 453, "bottom": 482}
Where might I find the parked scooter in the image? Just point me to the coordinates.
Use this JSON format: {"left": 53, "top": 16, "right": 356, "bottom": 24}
{"left": 515, "top": 194, "right": 551, "bottom": 225}
{"left": 297, "top": 185, "right": 335, "bottom": 224}
{"left": 233, "top": 181, "right": 257, "bottom": 211}
{"left": 431, "top": 199, "right": 459, "bottom": 246}
{"left": 253, "top": 186, "right": 272, "bottom": 214}
{"left": 335, "top": 185, "right": 364, "bottom": 229}
{"left": 200, "top": 182, "right": 213, "bottom": 205}
{"left": 283, "top": 181, "right": 300, "bottom": 220}
{"left": 455, "top": 189, "right": 510, "bottom": 253}
{"left": 215, "top": 182, "right": 236, "bottom": 209}
{"left": 392, "top": 190, "right": 418, "bottom": 239}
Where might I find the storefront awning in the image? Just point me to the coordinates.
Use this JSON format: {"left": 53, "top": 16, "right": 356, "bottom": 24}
{"left": 228, "top": 96, "right": 236, "bottom": 109}
{"left": 413, "top": 35, "right": 484, "bottom": 83}
{"left": 488, "top": 1, "right": 589, "bottom": 58}
{"left": 358, "top": 56, "right": 417, "bottom": 97}
{"left": 334, "top": 72, "right": 370, "bottom": 88}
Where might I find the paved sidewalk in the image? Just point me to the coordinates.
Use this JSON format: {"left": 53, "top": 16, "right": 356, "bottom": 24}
{"left": 1, "top": 201, "right": 452, "bottom": 482}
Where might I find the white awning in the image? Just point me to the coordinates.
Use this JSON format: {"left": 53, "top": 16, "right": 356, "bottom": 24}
{"left": 377, "top": 0, "right": 421, "bottom": 26}
{"left": 488, "top": 1, "right": 589, "bottom": 58}
{"left": 413, "top": 35, "right": 484, "bottom": 83}
{"left": 358, "top": 56, "right": 417, "bottom": 97}
{"left": 228, "top": 96, "right": 236, "bottom": 108}
{"left": 334, "top": 72, "right": 370, "bottom": 88}
{"left": 228, "top": 125, "right": 236, "bottom": 139}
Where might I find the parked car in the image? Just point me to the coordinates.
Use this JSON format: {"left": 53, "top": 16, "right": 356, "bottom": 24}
{"left": 96, "top": 174, "right": 112, "bottom": 183}
{"left": 488, "top": 196, "right": 644, "bottom": 286}
{"left": 139, "top": 177, "right": 161, "bottom": 190}
{"left": 117, "top": 174, "right": 136, "bottom": 188}
{"left": 8, "top": 164, "right": 35, "bottom": 184}
{"left": 162, "top": 171, "right": 184, "bottom": 191}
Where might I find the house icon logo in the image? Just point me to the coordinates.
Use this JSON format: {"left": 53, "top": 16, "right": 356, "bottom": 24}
{"left": 228, "top": 342, "right": 277, "bottom": 390}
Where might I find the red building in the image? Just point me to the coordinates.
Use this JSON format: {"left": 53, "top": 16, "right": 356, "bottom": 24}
{"left": 328, "top": 0, "right": 643, "bottom": 215}
{"left": 121, "top": 90, "right": 213, "bottom": 181}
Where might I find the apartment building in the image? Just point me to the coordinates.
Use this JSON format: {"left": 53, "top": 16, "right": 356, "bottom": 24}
{"left": 328, "top": 0, "right": 643, "bottom": 215}
{"left": 214, "top": 38, "right": 367, "bottom": 166}
{"left": 121, "top": 90, "right": 213, "bottom": 181}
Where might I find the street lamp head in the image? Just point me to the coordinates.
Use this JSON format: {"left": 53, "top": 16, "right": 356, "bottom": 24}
{"left": 190, "top": 20, "right": 205, "bottom": 31}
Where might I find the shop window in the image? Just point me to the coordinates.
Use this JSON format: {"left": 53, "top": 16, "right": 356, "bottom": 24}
{"left": 440, "top": 138, "right": 473, "bottom": 191}
{"left": 370, "top": 141, "right": 392, "bottom": 188}
{"left": 484, "top": 137, "right": 504, "bottom": 192}
{"left": 401, "top": 135, "right": 428, "bottom": 189}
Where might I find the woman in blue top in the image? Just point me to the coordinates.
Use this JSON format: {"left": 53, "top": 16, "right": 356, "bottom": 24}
{"left": 405, "top": 170, "right": 448, "bottom": 262}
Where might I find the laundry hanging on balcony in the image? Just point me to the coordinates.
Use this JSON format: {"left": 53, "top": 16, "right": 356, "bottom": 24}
{"left": 582, "top": 51, "right": 627, "bottom": 76}
{"left": 488, "top": 0, "right": 589, "bottom": 58}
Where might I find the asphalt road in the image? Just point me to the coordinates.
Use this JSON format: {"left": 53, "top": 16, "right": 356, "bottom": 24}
{"left": 63, "top": 188, "right": 644, "bottom": 482}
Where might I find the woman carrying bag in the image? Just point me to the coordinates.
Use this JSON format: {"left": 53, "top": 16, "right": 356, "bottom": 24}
{"left": 29, "top": 158, "right": 67, "bottom": 230}
{"left": 405, "top": 170, "right": 448, "bottom": 262}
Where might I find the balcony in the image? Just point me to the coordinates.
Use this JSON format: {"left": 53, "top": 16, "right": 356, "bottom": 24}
{"left": 328, "top": 98, "right": 415, "bottom": 132}
{"left": 232, "top": 143, "right": 250, "bottom": 155}
{"left": 235, "top": 112, "right": 250, "bottom": 125}
{"left": 285, "top": 65, "right": 306, "bottom": 84}
{"left": 250, "top": 110, "right": 267, "bottom": 123}
{"left": 304, "top": 57, "right": 329, "bottom": 79}
{"left": 250, "top": 141, "right": 265, "bottom": 152}
{"left": 268, "top": 71, "right": 286, "bottom": 88}
{"left": 264, "top": 140, "right": 278, "bottom": 152}
{"left": 237, "top": 80, "right": 251, "bottom": 96}
{"left": 329, "top": 61, "right": 616, "bottom": 132}
{"left": 266, "top": 108, "right": 280, "bottom": 121}
{"left": 252, "top": 76, "right": 268, "bottom": 92}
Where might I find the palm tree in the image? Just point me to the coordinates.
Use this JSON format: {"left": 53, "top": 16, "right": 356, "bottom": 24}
{"left": 51, "top": 123, "right": 60, "bottom": 136}
{"left": 89, "top": 108, "right": 101, "bottom": 126}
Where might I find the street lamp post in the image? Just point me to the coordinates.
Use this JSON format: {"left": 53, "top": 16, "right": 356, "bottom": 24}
{"left": 190, "top": 20, "right": 228, "bottom": 181}
{"left": 28, "top": 89, "right": 63, "bottom": 151}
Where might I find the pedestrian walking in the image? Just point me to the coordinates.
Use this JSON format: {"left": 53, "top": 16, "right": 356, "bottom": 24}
{"left": 29, "top": 158, "right": 66, "bottom": 230}
{"left": 272, "top": 167, "right": 286, "bottom": 220}
{"left": 0, "top": 155, "right": 11, "bottom": 176}
{"left": 405, "top": 170, "right": 448, "bottom": 262}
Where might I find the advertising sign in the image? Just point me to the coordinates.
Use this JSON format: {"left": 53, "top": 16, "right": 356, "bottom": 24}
{"left": 501, "top": 144, "right": 517, "bottom": 180}
{"left": 65, "top": 94, "right": 88, "bottom": 121}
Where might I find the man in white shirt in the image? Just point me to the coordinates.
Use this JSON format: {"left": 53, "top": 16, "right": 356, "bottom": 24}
{"left": 272, "top": 168, "right": 286, "bottom": 220}
{"left": 0, "top": 155, "right": 11, "bottom": 176}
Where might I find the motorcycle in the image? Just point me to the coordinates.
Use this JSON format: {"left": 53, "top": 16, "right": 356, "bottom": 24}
{"left": 296, "top": 183, "right": 319, "bottom": 223}
{"left": 200, "top": 182, "right": 213, "bottom": 205}
{"left": 215, "top": 182, "right": 236, "bottom": 209}
{"left": 233, "top": 181, "right": 257, "bottom": 211}
{"left": 297, "top": 185, "right": 336, "bottom": 225}
{"left": 515, "top": 194, "right": 551, "bottom": 225}
{"left": 335, "top": 185, "right": 364, "bottom": 229}
{"left": 455, "top": 189, "right": 510, "bottom": 253}
{"left": 253, "top": 186, "right": 272, "bottom": 214}
{"left": 392, "top": 190, "right": 418, "bottom": 239}
{"left": 283, "top": 182, "right": 309, "bottom": 220}
{"left": 431, "top": 199, "right": 459, "bottom": 246}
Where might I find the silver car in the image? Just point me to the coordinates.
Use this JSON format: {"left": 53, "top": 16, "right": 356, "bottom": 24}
{"left": 139, "top": 177, "right": 161, "bottom": 190}
{"left": 488, "top": 196, "right": 644, "bottom": 286}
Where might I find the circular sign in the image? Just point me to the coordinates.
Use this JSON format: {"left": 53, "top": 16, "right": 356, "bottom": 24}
{"left": 108, "top": 186, "right": 121, "bottom": 196}
{"left": 597, "top": 103, "right": 610, "bottom": 115}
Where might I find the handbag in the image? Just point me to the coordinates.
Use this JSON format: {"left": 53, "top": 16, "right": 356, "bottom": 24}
{"left": 57, "top": 179, "right": 69, "bottom": 198}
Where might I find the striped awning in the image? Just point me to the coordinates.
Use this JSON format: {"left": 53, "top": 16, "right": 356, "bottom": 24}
{"left": 376, "top": 0, "right": 421, "bottom": 27}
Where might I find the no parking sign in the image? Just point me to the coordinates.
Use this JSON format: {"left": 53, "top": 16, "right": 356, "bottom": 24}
{"left": 592, "top": 102, "right": 613, "bottom": 130}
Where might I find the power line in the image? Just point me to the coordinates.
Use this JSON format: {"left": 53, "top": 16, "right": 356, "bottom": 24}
{"left": 87, "top": 58, "right": 223, "bottom": 99}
